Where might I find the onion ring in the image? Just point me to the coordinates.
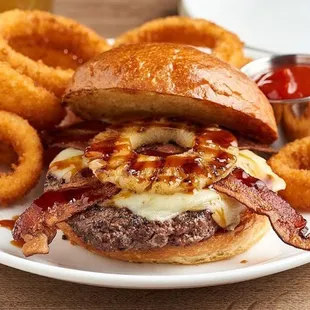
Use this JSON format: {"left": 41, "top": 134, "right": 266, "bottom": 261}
{"left": 0, "top": 62, "right": 64, "bottom": 129}
{"left": 0, "top": 10, "right": 110, "bottom": 97}
{"left": 268, "top": 137, "right": 310, "bottom": 210}
{"left": 0, "top": 142, "right": 17, "bottom": 165}
{"left": 0, "top": 111, "right": 43, "bottom": 205}
{"left": 85, "top": 118, "right": 238, "bottom": 194}
{"left": 114, "top": 16, "right": 246, "bottom": 68}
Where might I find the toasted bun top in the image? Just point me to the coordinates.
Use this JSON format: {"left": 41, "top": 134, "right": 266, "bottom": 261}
{"left": 63, "top": 43, "right": 278, "bottom": 143}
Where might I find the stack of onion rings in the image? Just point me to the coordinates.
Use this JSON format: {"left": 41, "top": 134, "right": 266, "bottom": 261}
{"left": 0, "top": 9, "right": 110, "bottom": 132}
{"left": 0, "top": 111, "right": 43, "bottom": 206}
{"left": 0, "top": 10, "right": 111, "bottom": 205}
{"left": 268, "top": 137, "right": 310, "bottom": 210}
{"left": 0, "top": 9, "right": 110, "bottom": 97}
{"left": 0, "top": 62, "right": 64, "bottom": 130}
{"left": 114, "top": 16, "right": 247, "bottom": 68}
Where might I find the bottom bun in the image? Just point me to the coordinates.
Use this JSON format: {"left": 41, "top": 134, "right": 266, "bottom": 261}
{"left": 57, "top": 211, "right": 269, "bottom": 265}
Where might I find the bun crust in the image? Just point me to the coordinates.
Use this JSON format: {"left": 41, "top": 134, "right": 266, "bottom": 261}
{"left": 57, "top": 212, "right": 269, "bottom": 265}
{"left": 63, "top": 43, "right": 277, "bottom": 143}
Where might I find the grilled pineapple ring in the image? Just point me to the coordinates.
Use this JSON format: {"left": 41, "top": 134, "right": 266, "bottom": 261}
{"left": 85, "top": 119, "right": 238, "bottom": 194}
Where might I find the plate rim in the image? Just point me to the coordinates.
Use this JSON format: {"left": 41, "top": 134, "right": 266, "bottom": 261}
{"left": 1, "top": 248, "right": 310, "bottom": 289}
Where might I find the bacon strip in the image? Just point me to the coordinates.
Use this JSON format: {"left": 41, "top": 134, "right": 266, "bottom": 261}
{"left": 43, "top": 120, "right": 277, "bottom": 155}
{"left": 214, "top": 168, "right": 310, "bottom": 250}
{"left": 44, "top": 169, "right": 99, "bottom": 192}
{"left": 237, "top": 136, "right": 277, "bottom": 154}
{"left": 41, "top": 120, "right": 108, "bottom": 150}
{"left": 13, "top": 182, "right": 119, "bottom": 256}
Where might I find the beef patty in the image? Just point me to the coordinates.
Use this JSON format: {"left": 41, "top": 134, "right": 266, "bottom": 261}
{"left": 51, "top": 142, "right": 219, "bottom": 252}
{"left": 67, "top": 206, "right": 219, "bottom": 252}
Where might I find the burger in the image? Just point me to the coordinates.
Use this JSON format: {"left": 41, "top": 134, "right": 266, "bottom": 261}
{"left": 13, "top": 43, "right": 310, "bottom": 264}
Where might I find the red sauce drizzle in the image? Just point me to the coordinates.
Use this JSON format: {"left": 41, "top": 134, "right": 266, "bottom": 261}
{"left": 233, "top": 168, "right": 265, "bottom": 189}
{"left": 255, "top": 65, "right": 310, "bottom": 100}
{"left": 33, "top": 187, "right": 94, "bottom": 211}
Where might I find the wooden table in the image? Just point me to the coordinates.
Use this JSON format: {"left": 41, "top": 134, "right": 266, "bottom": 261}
{"left": 1, "top": 1, "right": 308, "bottom": 309}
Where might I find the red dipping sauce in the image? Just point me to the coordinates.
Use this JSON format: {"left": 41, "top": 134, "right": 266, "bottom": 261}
{"left": 255, "top": 65, "right": 310, "bottom": 100}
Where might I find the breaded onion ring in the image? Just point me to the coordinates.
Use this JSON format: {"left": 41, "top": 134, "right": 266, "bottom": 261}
{"left": 0, "top": 10, "right": 110, "bottom": 97}
{"left": 85, "top": 119, "right": 238, "bottom": 194}
{"left": 268, "top": 137, "right": 310, "bottom": 210}
{"left": 114, "top": 16, "right": 246, "bottom": 68}
{"left": 0, "top": 111, "right": 43, "bottom": 205}
{"left": 0, "top": 62, "right": 64, "bottom": 129}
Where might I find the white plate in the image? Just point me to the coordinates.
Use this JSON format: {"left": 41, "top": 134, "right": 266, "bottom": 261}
{"left": 1, "top": 185, "right": 310, "bottom": 289}
{"left": 0, "top": 48, "right": 309, "bottom": 289}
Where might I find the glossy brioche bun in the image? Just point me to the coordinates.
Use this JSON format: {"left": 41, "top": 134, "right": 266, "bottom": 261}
{"left": 63, "top": 43, "right": 277, "bottom": 143}
{"left": 57, "top": 212, "right": 269, "bottom": 265}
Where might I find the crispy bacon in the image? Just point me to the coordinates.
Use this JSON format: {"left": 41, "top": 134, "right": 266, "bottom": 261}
{"left": 41, "top": 120, "right": 108, "bottom": 150}
{"left": 237, "top": 136, "right": 277, "bottom": 154}
{"left": 44, "top": 168, "right": 99, "bottom": 192}
{"left": 13, "top": 182, "right": 119, "bottom": 256}
{"left": 42, "top": 119, "right": 276, "bottom": 156}
{"left": 214, "top": 168, "right": 310, "bottom": 250}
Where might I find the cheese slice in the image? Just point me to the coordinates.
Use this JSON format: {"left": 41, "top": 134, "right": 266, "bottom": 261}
{"left": 106, "top": 189, "right": 245, "bottom": 229}
{"left": 49, "top": 148, "right": 86, "bottom": 182}
{"left": 237, "top": 150, "right": 285, "bottom": 192}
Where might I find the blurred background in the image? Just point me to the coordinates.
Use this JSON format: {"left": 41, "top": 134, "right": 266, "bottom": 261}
{"left": 5, "top": 0, "right": 309, "bottom": 54}
{"left": 3, "top": 0, "right": 178, "bottom": 37}
{"left": 53, "top": 0, "right": 178, "bottom": 37}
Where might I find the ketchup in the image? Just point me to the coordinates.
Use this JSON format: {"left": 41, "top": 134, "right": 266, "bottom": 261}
{"left": 255, "top": 65, "right": 310, "bottom": 100}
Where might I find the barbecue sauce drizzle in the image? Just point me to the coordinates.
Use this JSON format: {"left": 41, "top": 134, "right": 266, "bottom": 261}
{"left": 84, "top": 120, "right": 238, "bottom": 192}
{"left": 0, "top": 216, "right": 24, "bottom": 248}
{"left": 32, "top": 187, "right": 98, "bottom": 211}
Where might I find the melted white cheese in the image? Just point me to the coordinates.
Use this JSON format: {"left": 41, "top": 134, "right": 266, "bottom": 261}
{"left": 106, "top": 189, "right": 245, "bottom": 229}
{"left": 237, "top": 150, "right": 286, "bottom": 192}
{"left": 49, "top": 148, "right": 86, "bottom": 182}
{"left": 50, "top": 148, "right": 84, "bottom": 165}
